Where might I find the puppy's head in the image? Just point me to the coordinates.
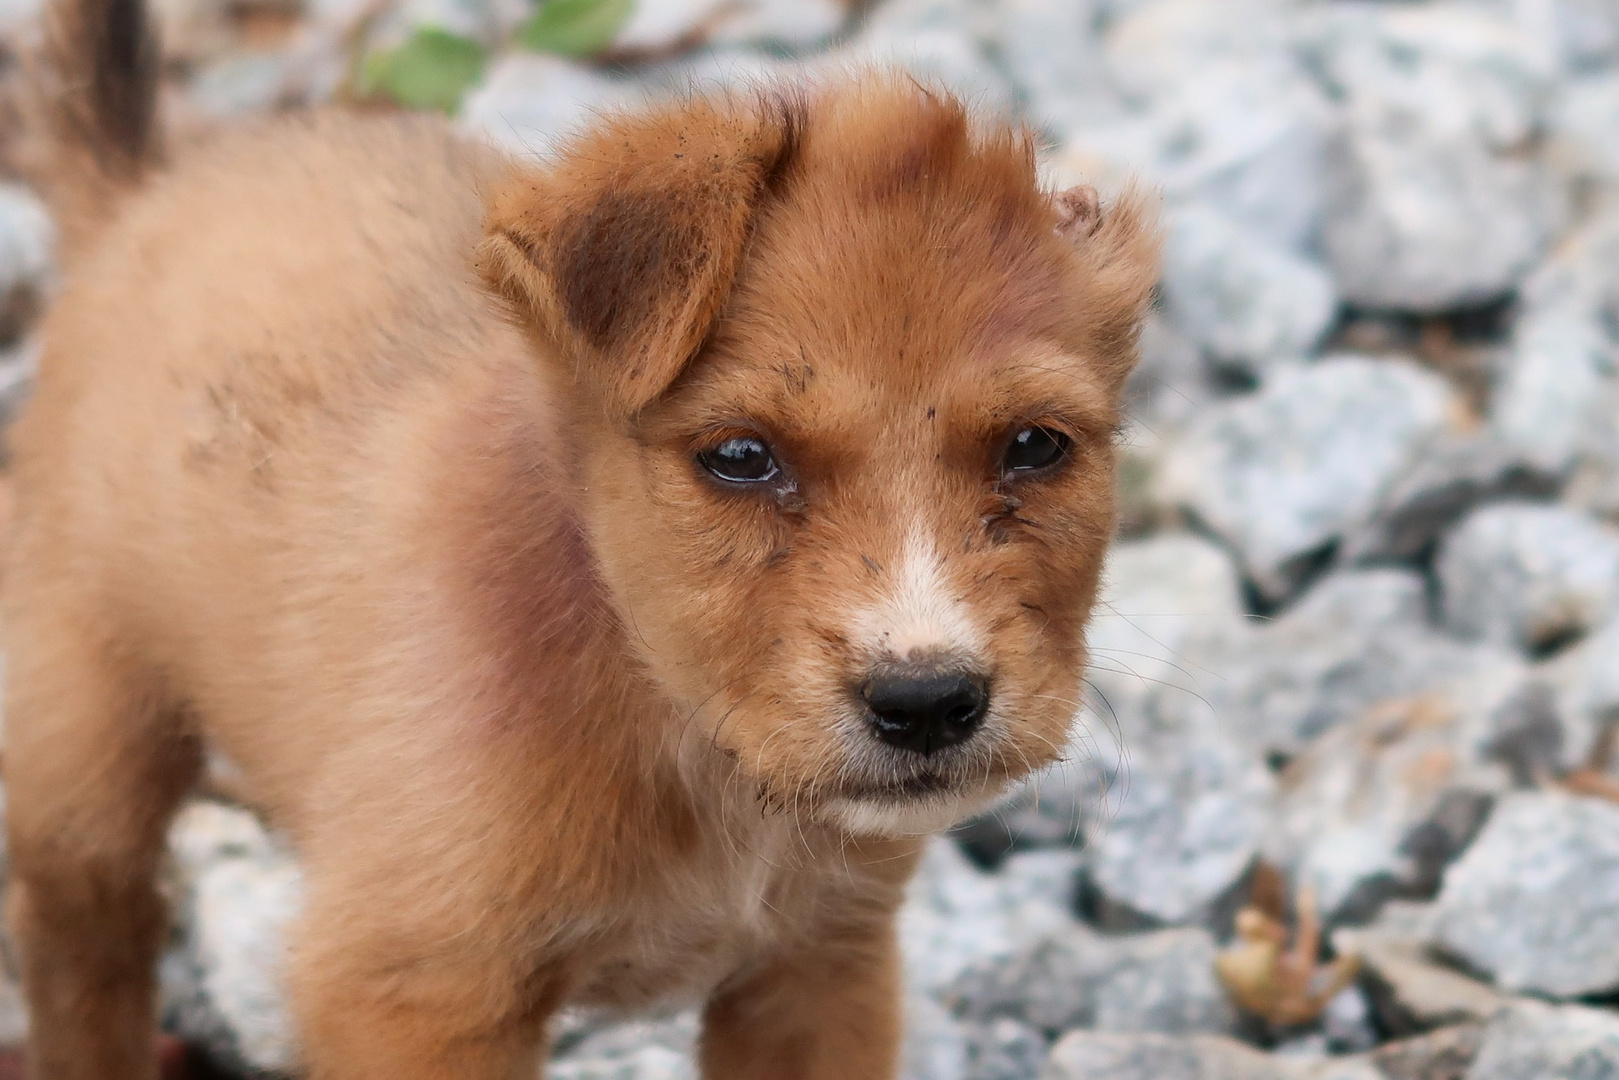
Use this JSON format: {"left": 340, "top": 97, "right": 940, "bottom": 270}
{"left": 480, "top": 76, "right": 1159, "bottom": 836}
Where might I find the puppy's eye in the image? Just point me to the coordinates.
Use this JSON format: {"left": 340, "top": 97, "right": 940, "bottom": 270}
{"left": 1003, "top": 426, "right": 1072, "bottom": 473}
{"left": 698, "top": 436, "right": 780, "bottom": 484}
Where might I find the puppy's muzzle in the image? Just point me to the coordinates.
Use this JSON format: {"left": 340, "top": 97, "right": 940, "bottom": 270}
{"left": 860, "top": 662, "right": 988, "bottom": 756}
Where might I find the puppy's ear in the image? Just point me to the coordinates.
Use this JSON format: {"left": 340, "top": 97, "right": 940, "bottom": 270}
{"left": 479, "top": 99, "right": 796, "bottom": 421}
{"left": 1054, "top": 183, "right": 1162, "bottom": 380}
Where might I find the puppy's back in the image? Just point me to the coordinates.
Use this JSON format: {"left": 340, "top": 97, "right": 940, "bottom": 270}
{"left": 6, "top": 104, "right": 548, "bottom": 802}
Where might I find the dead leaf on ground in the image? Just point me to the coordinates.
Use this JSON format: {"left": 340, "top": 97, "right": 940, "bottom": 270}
{"left": 1216, "top": 863, "right": 1361, "bottom": 1027}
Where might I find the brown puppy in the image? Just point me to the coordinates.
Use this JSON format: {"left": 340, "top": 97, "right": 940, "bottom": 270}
{"left": 1, "top": 0, "right": 1159, "bottom": 1074}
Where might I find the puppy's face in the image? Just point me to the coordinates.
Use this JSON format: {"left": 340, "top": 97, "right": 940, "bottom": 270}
{"left": 482, "top": 81, "right": 1159, "bottom": 835}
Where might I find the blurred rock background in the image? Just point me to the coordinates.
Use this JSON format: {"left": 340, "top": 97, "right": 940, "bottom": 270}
{"left": 0, "top": 0, "right": 1617, "bottom": 1077}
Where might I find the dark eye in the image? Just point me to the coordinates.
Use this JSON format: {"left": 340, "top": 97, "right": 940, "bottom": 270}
{"left": 1003, "top": 426, "right": 1071, "bottom": 473}
{"left": 698, "top": 436, "right": 780, "bottom": 484}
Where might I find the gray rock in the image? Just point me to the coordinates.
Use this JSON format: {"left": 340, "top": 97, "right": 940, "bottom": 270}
{"left": 1322, "top": 986, "right": 1379, "bottom": 1055}
{"left": 1466, "top": 1000, "right": 1619, "bottom": 1080}
{"left": 1089, "top": 930, "right": 1236, "bottom": 1036}
{"left": 1516, "top": 208, "right": 1619, "bottom": 330}
{"left": 847, "top": 0, "right": 1014, "bottom": 113}
{"left": 1479, "top": 0, "right": 1619, "bottom": 73}
{"left": 1334, "top": 920, "right": 1504, "bottom": 1034}
{"left": 1369, "top": 1024, "right": 1486, "bottom": 1080}
{"left": 900, "top": 839, "right": 1074, "bottom": 996}
{"left": 550, "top": 1014, "right": 697, "bottom": 1080}
{"left": 1543, "top": 617, "right": 1619, "bottom": 773}
{"left": 1084, "top": 533, "right": 1250, "bottom": 734}
{"left": 970, "top": 533, "right": 1250, "bottom": 857}
{"left": 1124, "top": 313, "right": 1221, "bottom": 434}
{"left": 1549, "top": 72, "right": 1619, "bottom": 187}
{"left": 1079, "top": 710, "right": 1272, "bottom": 930}
{"left": 1563, "top": 379, "right": 1619, "bottom": 522}
{"left": 1158, "top": 205, "right": 1338, "bottom": 378}
{"left": 1437, "top": 503, "right": 1619, "bottom": 654}
{"left": 963, "top": 1016, "right": 1048, "bottom": 1080}
{"left": 459, "top": 55, "right": 630, "bottom": 160}
{"left": 184, "top": 52, "right": 302, "bottom": 117}
{"left": 1115, "top": 317, "right": 1225, "bottom": 536}
{"left": 992, "top": 0, "right": 1119, "bottom": 141}
{"left": 549, "top": 1048, "right": 693, "bottom": 1080}
{"left": 0, "top": 185, "right": 53, "bottom": 347}
{"left": 0, "top": 338, "right": 40, "bottom": 433}
{"left": 161, "top": 801, "right": 301, "bottom": 1074}
{"left": 1215, "top": 567, "right": 1432, "bottom": 756}
{"left": 1313, "top": 5, "right": 1566, "bottom": 310}
{"left": 1056, "top": 0, "right": 1336, "bottom": 252}
{"left": 1490, "top": 306, "right": 1618, "bottom": 478}
{"left": 1264, "top": 668, "right": 1519, "bottom": 925}
{"left": 614, "top": 0, "right": 844, "bottom": 52}
{"left": 390, "top": 0, "right": 527, "bottom": 46}
{"left": 905, "top": 992, "right": 972, "bottom": 1080}
{"left": 1435, "top": 790, "right": 1619, "bottom": 997}
{"left": 0, "top": 970, "right": 25, "bottom": 1048}
{"left": 707, "top": 0, "right": 845, "bottom": 49}
{"left": 1041, "top": 1030, "right": 1383, "bottom": 1080}
{"left": 1099, "top": 0, "right": 1301, "bottom": 101}
{"left": 1158, "top": 356, "right": 1455, "bottom": 600}
{"left": 1066, "top": 535, "right": 1272, "bottom": 929}
{"left": 949, "top": 925, "right": 1234, "bottom": 1038}
{"left": 1343, "top": 433, "right": 1558, "bottom": 565}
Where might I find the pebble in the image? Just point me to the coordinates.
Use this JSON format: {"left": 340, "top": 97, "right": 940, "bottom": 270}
{"left": 1067, "top": 535, "right": 1273, "bottom": 930}
{"left": 1314, "top": 4, "right": 1565, "bottom": 310}
{"left": 1157, "top": 204, "right": 1338, "bottom": 379}
{"left": 1479, "top": 0, "right": 1619, "bottom": 73}
{"left": 0, "top": 186, "right": 53, "bottom": 348}
{"left": 1490, "top": 305, "right": 1618, "bottom": 478}
{"left": 899, "top": 839, "right": 1074, "bottom": 997}
{"left": 992, "top": 0, "right": 1117, "bottom": 142}
{"left": 1549, "top": 72, "right": 1619, "bottom": 187}
{"left": 1368, "top": 1024, "right": 1485, "bottom": 1080}
{"left": 1544, "top": 616, "right": 1619, "bottom": 773}
{"left": 1157, "top": 356, "right": 1455, "bottom": 600}
{"left": 1342, "top": 434, "right": 1557, "bottom": 565}
{"left": 1040, "top": 1029, "right": 1384, "bottom": 1080}
{"left": 459, "top": 55, "right": 629, "bottom": 159}
{"left": 961, "top": 1016, "right": 1047, "bottom": 1080}
{"left": 1062, "top": 2, "right": 1336, "bottom": 254}
{"left": 1080, "top": 707, "right": 1273, "bottom": 930}
{"left": 1436, "top": 502, "right": 1619, "bottom": 654}
{"left": 1435, "top": 790, "right": 1619, "bottom": 998}
{"left": 1265, "top": 683, "right": 1515, "bottom": 925}
{"left": 161, "top": 802, "right": 302, "bottom": 1074}
{"left": 1334, "top": 917, "right": 1504, "bottom": 1034}
{"left": 1213, "top": 567, "right": 1431, "bottom": 757}
{"left": 549, "top": 1015, "right": 697, "bottom": 1080}
{"left": 847, "top": 0, "right": 1015, "bottom": 113}
{"left": 948, "top": 925, "right": 1235, "bottom": 1038}
{"left": 614, "top": 0, "right": 845, "bottom": 53}
{"left": 1466, "top": 1000, "right": 1619, "bottom": 1080}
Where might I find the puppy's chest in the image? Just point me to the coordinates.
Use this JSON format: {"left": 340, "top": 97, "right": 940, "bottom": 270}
{"left": 566, "top": 821, "right": 827, "bottom": 1011}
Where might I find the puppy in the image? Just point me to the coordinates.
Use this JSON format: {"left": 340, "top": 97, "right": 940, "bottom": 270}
{"left": 0, "top": 0, "right": 1159, "bottom": 1073}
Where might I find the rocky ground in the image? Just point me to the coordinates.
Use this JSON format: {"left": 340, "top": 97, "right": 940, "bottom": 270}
{"left": 0, "top": 0, "right": 1617, "bottom": 1077}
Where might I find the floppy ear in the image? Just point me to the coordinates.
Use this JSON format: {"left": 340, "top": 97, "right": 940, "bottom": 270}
{"left": 478, "top": 99, "right": 796, "bottom": 421}
{"left": 1053, "top": 183, "right": 1162, "bottom": 383}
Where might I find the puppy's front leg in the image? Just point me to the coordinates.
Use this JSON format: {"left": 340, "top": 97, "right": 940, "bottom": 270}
{"left": 698, "top": 919, "right": 903, "bottom": 1080}
{"left": 286, "top": 875, "right": 566, "bottom": 1080}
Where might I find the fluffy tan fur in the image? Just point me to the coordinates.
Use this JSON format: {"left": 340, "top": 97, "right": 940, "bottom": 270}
{"left": 1, "top": 2, "right": 1160, "bottom": 1075}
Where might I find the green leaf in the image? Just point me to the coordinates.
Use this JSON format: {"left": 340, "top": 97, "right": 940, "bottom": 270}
{"left": 359, "top": 27, "right": 488, "bottom": 113}
{"left": 516, "top": 0, "right": 634, "bottom": 57}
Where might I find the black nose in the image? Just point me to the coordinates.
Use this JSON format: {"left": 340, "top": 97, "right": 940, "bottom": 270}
{"left": 861, "top": 667, "right": 989, "bottom": 756}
